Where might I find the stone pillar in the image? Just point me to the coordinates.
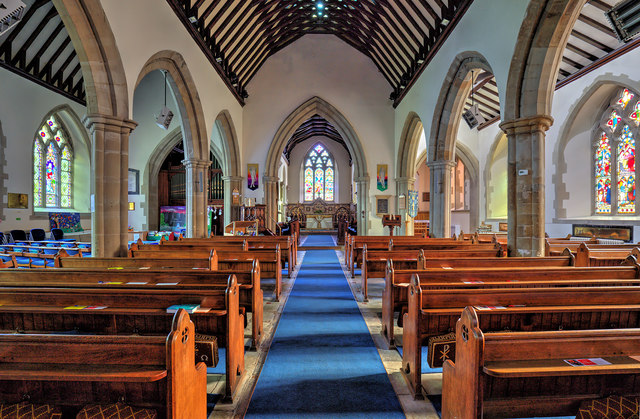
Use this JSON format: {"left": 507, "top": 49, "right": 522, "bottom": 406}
{"left": 427, "top": 160, "right": 456, "bottom": 238}
{"left": 500, "top": 115, "right": 553, "bottom": 257}
{"left": 263, "top": 175, "right": 279, "bottom": 231}
{"left": 182, "top": 159, "right": 210, "bottom": 238}
{"left": 395, "top": 176, "right": 416, "bottom": 236}
{"left": 84, "top": 114, "right": 137, "bottom": 257}
{"left": 355, "top": 176, "right": 370, "bottom": 235}
{"left": 223, "top": 175, "right": 243, "bottom": 227}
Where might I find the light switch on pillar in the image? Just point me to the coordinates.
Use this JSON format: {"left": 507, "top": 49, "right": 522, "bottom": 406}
{"left": 182, "top": 158, "right": 211, "bottom": 238}
{"left": 500, "top": 115, "right": 552, "bottom": 257}
{"left": 84, "top": 114, "right": 137, "bottom": 257}
{"left": 426, "top": 160, "right": 456, "bottom": 238}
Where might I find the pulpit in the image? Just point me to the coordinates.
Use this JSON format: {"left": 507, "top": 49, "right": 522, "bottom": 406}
{"left": 382, "top": 214, "right": 401, "bottom": 236}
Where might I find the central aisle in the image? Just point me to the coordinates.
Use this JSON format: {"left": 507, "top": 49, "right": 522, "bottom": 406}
{"left": 245, "top": 248, "right": 404, "bottom": 418}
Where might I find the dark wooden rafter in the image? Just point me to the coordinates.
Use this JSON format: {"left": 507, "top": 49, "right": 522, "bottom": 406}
{"left": 283, "top": 114, "right": 352, "bottom": 165}
{"left": 0, "top": 0, "right": 85, "bottom": 104}
{"left": 168, "top": 0, "right": 473, "bottom": 105}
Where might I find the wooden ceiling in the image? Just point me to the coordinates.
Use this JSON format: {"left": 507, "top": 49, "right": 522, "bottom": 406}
{"left": 467, "top": 0, "right": 625, "bottom": 130}
{"left": 168, "top": 0, "right": 474, "bottom": 106}
{"left": 283, "top": 114, "right": 351, "bottom": 164}
{"left": 0, "top": 0, "right": 85, "bottom": 104}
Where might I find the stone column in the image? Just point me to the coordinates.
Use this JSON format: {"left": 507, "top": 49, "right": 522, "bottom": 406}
{"left": 182, "top": 159, "right": 211, "bottom": 238}
{"left": 500, "top": 115, "right": 553, "bottom": 257}
{"left": 355, "top": 176, "right": 370, "bottom": 235}
{"left": 427, "top": 160, "right": 456, "bottom": 238}
{"left": 263, "top": 175, "right": 279, "bottom": 231}
{"left": 84, "top": 114, "right": 137, "bottom": 257}
{"left": 395, "top": 176, "right": 416, "bottom": 236}
{"left": 223, "top": 175, "right": 243, "bottom": 227}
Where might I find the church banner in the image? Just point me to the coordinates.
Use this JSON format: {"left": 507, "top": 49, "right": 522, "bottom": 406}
{"left": 376, "top": 164, "right": 388, "bottom": 191}
{"left": 247, "top": 163, "right": 259, "bottom": 191}
{"left": 408, "top": 190, "right": 418, "bottom": 218}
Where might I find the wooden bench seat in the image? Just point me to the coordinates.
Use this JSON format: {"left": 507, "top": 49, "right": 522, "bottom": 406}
{"left": 442, "top": 307, "right": 640, "bottom": 418}
{"left": 361, "top": 247, "right": 425, "bottom": 301}
{"left": 402, "top": 278, "right": 640, "bottom": 398}
{"left": 0, "top": 275, "right": 243, "bottom": 400}
{"left": 5, "top": 262, "right": 263, "bottom": 348}
{"left": 0, "top": 309, "right": 206, "bottom": 418}
{"left": 575, "top": 242, "right": 639, "bottom": 266}
{"left": 545, "top": 239, "right": 638, "bottom": 256}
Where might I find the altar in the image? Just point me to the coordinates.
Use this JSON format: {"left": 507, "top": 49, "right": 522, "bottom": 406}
{"left": 306, "top": 214, "right": 334, "bottom": 229}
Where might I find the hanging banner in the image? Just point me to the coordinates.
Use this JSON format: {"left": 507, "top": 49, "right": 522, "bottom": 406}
{"left": 247, "top": 163, "right": 259, "bottom": 191}
{"left": 408, "top": 190, "right": 419, "bottom": 218}
{"left": 376, "top": 164, "right": 388, "bottom": 191}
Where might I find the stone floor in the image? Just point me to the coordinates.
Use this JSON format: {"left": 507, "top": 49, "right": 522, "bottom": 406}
{"left": 209, "top": 247, "right": 440, "bottom": 418}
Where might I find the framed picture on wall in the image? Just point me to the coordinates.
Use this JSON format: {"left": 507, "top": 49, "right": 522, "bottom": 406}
{"left": 128, "top": 169, "right": 139, "bottom": 195}
{"left": 375, "top": 195, "right": 390, "bottom": 217}
{"left": 422, "top": 192, "right": 429, "bottom": 202}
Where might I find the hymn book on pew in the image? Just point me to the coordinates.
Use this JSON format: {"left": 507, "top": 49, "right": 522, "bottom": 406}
{"left": 166, "top": 304, "right": 201, "bottom": 313}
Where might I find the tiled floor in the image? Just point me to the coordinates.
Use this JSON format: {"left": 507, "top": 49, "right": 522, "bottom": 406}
{"left": 209, "top": 245, "right": 440, "bottom": 418}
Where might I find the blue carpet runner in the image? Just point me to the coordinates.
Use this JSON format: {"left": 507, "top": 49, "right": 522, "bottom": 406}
{"left": 301, "top": 234, "right": 336, "bottom": 246}
{"left": 245, "top": 249, "right": 404, "bottom": 418}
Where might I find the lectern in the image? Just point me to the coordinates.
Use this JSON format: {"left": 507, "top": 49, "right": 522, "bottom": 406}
{"left": 382, "top": 214, "right": 401, "bottom": 236}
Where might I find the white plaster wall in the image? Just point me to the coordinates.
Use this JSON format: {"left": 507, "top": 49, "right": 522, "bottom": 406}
{"left": 242, "top": 34, "right": 394, "bottom": 234}
{"left": 100, "top": 0, "right": 243, "bottom": 163}
{"left": 545, "top": 45, "right": 640, "bottom": 237}
{"left": 485, "top": 131, "right": 508, "bottom": 220}
{"left": 0, "top": 68, "right": 91, "bottom": 233}
{"left": 127, "top": 71, "right": 182, "bottom": 230}
{"left": 286, "top": 137, "right": 351, "bottom": 204}
{"left": 394, "top": 0, "right": 528, "bottom": 174}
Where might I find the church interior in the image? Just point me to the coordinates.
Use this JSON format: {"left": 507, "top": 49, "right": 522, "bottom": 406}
{"left": 1, "top": 0, "right": 640, "bottom": 418}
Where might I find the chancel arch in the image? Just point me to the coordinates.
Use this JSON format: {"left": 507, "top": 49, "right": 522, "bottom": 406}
{"left": 134, "top": 51, "right": 210, "bottom": 238}
{"left": 265, "top": 97, "right": 368, "bottom": 234}
{"left": 428, "top": 51, "right": 495, "bottom": 237}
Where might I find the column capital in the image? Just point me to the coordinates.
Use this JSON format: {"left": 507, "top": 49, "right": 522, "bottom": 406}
{"left": 222, "top": 175, "right": 243, "bottom": 182}
{"left": 181, "top": 158, "right": 211, "bottom": 169}
{"left": 263, "top": 175, "right": 279, "bottom": 184}
{"left": 354, "top": 175, "right": 370, "bottom": 183}
{"left": 83, "top": 114, "right": 137, "bottom": 134}
{"left": 394, "top": 176, "right": 416, "bottom": 183}
{"left": 500, "top": 115, "right": 553, "bottom": 135}
{"left": 426, "top": 160, "right": 456, "bottom": 170}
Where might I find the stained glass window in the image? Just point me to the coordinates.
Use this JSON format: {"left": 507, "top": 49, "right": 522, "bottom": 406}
{"left": 617, "top": 125, "right": 635, "bottom": 213}
{"left": 34, "top": 113, "right": 73, "bottom": 209}
{"left": 595, "top": 87, "right": 639, "bottom": 215}
{"left": 607, "top": 110, "right": 621, "bottom": 132}
{"left": 325, "top": 168, "right": 334, "bottom": 201}
{"left": 33, "top": 141, "right": 43, "bottom": 207}
{"left": 618, "top": 89, "right": 634, "bottom": 109}
{"left": 304, "top": 168, "right": 313, "bottom": 201}
{"left": 303, "top": 143, "right": 334, "bottom": 201}
{"left": 595, "top": 132, "right": 612, "bottom": 214}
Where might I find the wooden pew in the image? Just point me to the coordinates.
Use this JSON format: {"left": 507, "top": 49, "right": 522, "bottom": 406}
{"left": 442, "top": 307, "right": 640, "bottom": 418}
{"left": 361, "top": 247, "right": 425, "bottom": 302}
{"left": 575, "top": 242, "right": 638, "bottom": 266}
{"left": 178, "top": 235, "right": 297, "bottom": 272}
{"left": 0, "top": 274, "right": 244, "bottom": 400}
{"left": 0, "top": 309, "right": 206, "bottom": 418}
{"left": 402, "top": 278, "right": 640, "bottom": 398}
{"left": 382, "top": 256, "right": 577, "bottom": 347}
{"left": 544, "top": 238, "right": 638, "bottom": 256}
{"left": 51, "top": 257, "right": 264, "bottom": 348}
{"left": 129, "top": 247, "right": 283, "bottom": 301}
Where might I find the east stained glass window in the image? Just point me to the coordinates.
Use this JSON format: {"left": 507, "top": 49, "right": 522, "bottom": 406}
{"left": 303, "top": 143, "right": 334, "bottom": 201}
{"left": 595, "top": 87, "right": 639, "bottom": 215}
{"left": 34, "top": 114, "right": 73, "bottom": 209}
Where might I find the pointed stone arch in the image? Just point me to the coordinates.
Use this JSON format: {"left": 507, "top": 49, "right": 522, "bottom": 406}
{"left": 428, "top": 51, "right": 494, "bottom": 237}
{"left": 53, "top": 0, "right": 133, "bottom": 256}
{"left": 396, "top": 112, "right": 425, "bottom": 234}
{"left": 213, "top": 110, "right": 242, "bottom": 226}
{"left": 454, "top": 142, "right": 480, "bottom": 233}
{"left": 501, "top": 0, "right": 587, "bottom": 256}
{"left": 265, "top": 97, "right": 369, "bottom": 234}
{"left": 135, "top": 51, "right": 209, "bottom": 237}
